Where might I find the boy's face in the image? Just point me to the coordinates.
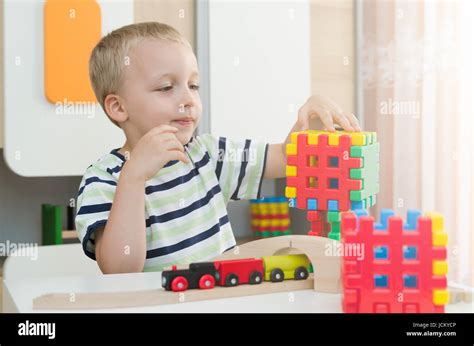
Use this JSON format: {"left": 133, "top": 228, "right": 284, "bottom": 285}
{"left": 119, "top": 38, "right": 202, "bottom": 145}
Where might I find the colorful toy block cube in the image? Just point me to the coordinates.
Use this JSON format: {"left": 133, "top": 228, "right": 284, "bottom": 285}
{"left": 341, "top": 209, "right": 449, "bottom": 313}
{"left": 285, "top": 131, "right": 379, "bottom": 212}
{"left": 250, "top": 197, "right": 291, "bottom": 238}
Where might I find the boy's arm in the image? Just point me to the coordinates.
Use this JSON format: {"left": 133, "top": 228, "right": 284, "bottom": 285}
{"left": 95, "top": 164, "right": 147, "bottom": 274}
{"left": 95, "top": 125, "right": 188, "bottom": 274}
{"left": 263, "top": 95, "right": 361, "bottom": 179}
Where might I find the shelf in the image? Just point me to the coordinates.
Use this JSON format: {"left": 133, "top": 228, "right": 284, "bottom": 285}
{"left": 61, "top": 230, "right": 78, "bottom": 240}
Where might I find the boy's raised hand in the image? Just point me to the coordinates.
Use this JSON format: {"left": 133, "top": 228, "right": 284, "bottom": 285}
{"left": 125, "top": 125, "right": 189, "bottom": 182}
{"left": 296, "top": 94, "right": 361, "bottom": 132}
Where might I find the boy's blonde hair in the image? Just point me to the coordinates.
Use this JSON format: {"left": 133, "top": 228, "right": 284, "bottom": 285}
{"left": 89, "top": 22, "right": 191, "bottom": 127}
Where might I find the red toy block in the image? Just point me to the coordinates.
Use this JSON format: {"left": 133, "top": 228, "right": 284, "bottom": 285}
{"left": 341, "top": 211, "right": 449, "bottom": 313}
{"left": 287, "top": 133, "right": 362, "bottom": 211}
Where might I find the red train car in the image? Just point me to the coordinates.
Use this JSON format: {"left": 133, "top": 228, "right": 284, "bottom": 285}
{"left": 213, "top": 258, "right": 264, "bottom": 287}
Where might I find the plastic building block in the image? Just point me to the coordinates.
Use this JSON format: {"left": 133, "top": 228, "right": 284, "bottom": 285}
{"left": 285, "top": 131, "right": 379, "bottom": 213}
{"left": 42, "top": 204, "right": 63, "bottom": 245}
{"left": 341, "top": 209, "right": 449, "bottom": 313}
{"left": 250, "top": 197, "right": 291, "bottom": 238}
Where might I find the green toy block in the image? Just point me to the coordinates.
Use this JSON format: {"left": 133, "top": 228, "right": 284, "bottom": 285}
{"left": 349, "top": 140, "right": 380, "bottom": 202}
{"left": 327, "top": 211, "right": 341, "bottom": 223}
{"left": 42, "top": 204, "right": 62, "bottom": 245}
{"left": 328, "top": 232, "right": 340, "bottom": 241}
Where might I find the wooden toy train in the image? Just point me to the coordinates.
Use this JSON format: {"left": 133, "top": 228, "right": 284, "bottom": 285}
{"left": 162, "top": 254, "right": 311, "bottom": 292}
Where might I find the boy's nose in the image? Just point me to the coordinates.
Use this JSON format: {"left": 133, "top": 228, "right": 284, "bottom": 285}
{"left": 179, "top": 86, "right": 197, "bottom": 108}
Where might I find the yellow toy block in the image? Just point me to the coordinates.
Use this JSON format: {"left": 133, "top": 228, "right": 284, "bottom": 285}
{"left": 433, "top": 289, "right": 449, "bottom": 305}
{"left": 425, "top": 212, "right": 444, "bottom": 231}
{"left": 432, "top": 231, "right": 448, "bottom": 247}
{"left": 286, "top": 143, "right": 297, "bottom": 156}
{"left": 289, "top": 130, "right": 378, "bottom": 148}
{"left": 308, "top": 133, "right": 319, "bottom": 145}
{"left": 285, "top": 186, "right": 297, "bottom": 198}
{"left": 433, "top": 260, "right": 448, "bottom": 275}
{"left": 328, "top": 133, "right": 340, "bottom": 146}
{"left": 351, "top": 133, "right": 366, "bottom": 146}
{"left": 286, "top": 165, "right": 297, "bottom": 177}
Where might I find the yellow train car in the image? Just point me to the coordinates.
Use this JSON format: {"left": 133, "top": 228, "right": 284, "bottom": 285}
{"left": 262, "top": 254, "right": 311, "bottom": 282}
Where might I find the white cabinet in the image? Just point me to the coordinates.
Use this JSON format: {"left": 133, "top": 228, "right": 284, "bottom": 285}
{"left": 201, "top": 0, "right": 311, "bottom": 143}
{"left": 3, "top": 0, "right": 132, "bottom": 177}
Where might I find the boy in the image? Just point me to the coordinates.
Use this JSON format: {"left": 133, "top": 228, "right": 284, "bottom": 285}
{"left": 76, "top": 22, "right": 360, "bottom": 274}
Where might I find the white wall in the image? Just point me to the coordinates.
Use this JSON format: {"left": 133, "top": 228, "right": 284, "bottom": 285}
{"left": 3, "top": 0, "right": 133, "bottom": 177}
{"left": 208, "top": 0, "right": 310, "bottom": 143}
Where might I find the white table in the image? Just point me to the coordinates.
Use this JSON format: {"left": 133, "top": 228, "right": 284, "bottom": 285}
{"left": 3, "top": 272, "right": 473, "bottom": 313}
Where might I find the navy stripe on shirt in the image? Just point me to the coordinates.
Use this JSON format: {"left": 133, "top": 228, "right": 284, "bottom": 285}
{"left": 106, "top": 164, "right": 124, "bottom": 175}
{"left": 77, "top": 177, "right": 117, "bottom": 197}
{"left": 77, "top": 202, "right": 112, "bottom": 216}
{"left": 146, "top": 215, "right": 230, "bottom": 258}
{"left": 81, "top": 219, "right": 108, "bottom": 261}
{"left": 231, "top": 139, "right": 251, "bottom": 200}
{"left": 146, "top": 184, "right": 222, "bottom": 227}
{"left": 215, "top": 137, "right": 226, "bottom": 180}
{"left": 145, "top": 153, "right": 210, "bottom": 195}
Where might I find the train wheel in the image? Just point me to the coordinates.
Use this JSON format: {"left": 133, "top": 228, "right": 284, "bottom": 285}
{"left": 225, "top": 273, "right": 239, "bottom": 287}
{"left": 270, "top": 268, "right": 284, "bottom": 282}
{"left": 171, "top": 276, "right": 188, "bottom": 292}
{"left": 294, "top": 266, "right": 309, "bottom": 280}
{"left": 198, "top": 274, "right": 216, "bottom": 289}
{"left": 249, "top": 271, "right": 263, "bottom": 285}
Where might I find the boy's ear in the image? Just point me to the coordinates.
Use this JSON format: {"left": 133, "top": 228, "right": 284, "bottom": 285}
{"left": 104, "top": 94, "right": 128, "bottom": 124}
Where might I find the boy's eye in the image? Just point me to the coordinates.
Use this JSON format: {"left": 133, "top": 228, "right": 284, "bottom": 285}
{"left": 156, "top": 86, "right": 173, "bottom": 91}
{"left": 190, "top": 84, "right": 200, "bottom": 90}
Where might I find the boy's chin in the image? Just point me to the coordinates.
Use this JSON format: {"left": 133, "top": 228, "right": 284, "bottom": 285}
{"left": 176, "top": 130, "right": 195, "bottom": 145}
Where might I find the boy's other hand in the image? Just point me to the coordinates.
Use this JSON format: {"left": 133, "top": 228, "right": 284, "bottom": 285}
{"left": 297, "top": 94, "right": 361, "bottom": 132}
{"left": 124, "top": 125, "right": 189, "bottom": 182}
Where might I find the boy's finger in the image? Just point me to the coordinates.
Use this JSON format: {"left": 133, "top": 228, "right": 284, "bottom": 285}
{"left": 345, "top": 112, "right": 361, "bottom": 131}
{"left": 334, "top": 113, "right": 354, "bottom": 132}
{"left": 319, "top": 108, "right": 336, "bottom": 132}
{"left": 162, "top": 139, "right": 185, "bottom": 152}
{"left": 168, "top": 150, "right": 189, "bottom": 164}
{"left": 297, "top": 103, "right": 310, "bottom": 131}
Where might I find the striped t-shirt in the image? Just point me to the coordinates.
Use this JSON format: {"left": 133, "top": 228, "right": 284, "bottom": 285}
{"left": 75, "top": 134, "right": 268, "bottom": 272}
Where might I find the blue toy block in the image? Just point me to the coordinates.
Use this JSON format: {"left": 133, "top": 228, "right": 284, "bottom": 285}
{"left": 374, "top": 274, "right": 389, "bottom": 288}
{"left": 374, "top": 209, "right": 396, "bottom": 230}
{"left": 354, "top": 209, "right": 369, "bottom": 217}
{"left": 328, "top": 200, "right": 338, "bottom": 211}
{"left": 351, "top": 200, "right": 365, "bottom": 210}
{"left": 329, "top": 156, "right": 339, "bottom": 167}
{"left": 374, "top": 246, "right": 388, "bottom": 260}
{"left": 404, "top": 209, "right": 422, "bottom": 230}
{"left": 307, "top": 199, "right": 318, "bottom": 210}
{"left": 289, "top": 198, "right": 296, "bottom": 208}
{"left": 329, "top": 178, "right": 339, "bottom": 189}
{"left": 403, "top": 245, "right": 417, "bottom": 260}
{"left": 403, "top": 274, "right": 417, "bottom": 288}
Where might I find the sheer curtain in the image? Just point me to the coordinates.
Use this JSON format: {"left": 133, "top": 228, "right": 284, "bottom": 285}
{"left": 360, "top": 0, "right": 473, "bottom": 286}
